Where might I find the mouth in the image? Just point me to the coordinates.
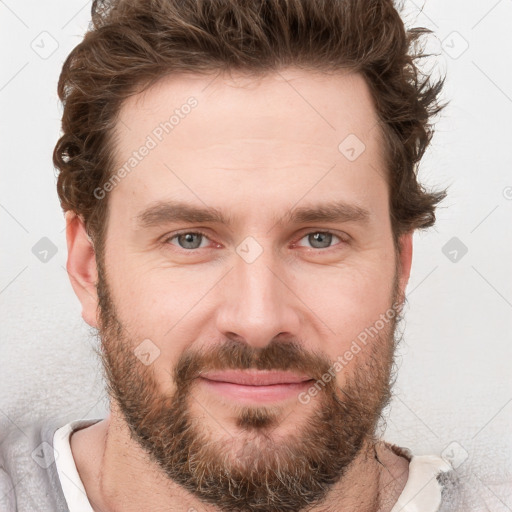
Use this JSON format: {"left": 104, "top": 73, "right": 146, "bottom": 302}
{"left": 198, "top": 370, "right": 314, "bottom": 404}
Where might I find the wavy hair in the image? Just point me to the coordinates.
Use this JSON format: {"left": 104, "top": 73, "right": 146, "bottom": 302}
{"left": 53, "top": 0, "right": 446, "bottom": 255}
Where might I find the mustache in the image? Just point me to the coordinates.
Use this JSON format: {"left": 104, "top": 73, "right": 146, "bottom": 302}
{"left": 173, "top": 338, "right": 334, "bottom": 389}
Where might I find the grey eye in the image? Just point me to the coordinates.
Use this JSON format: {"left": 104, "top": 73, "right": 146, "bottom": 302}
{"left": 173, "top": 232, "right": 206, "bottom": 250}
{"left": 297, "top": 232, "right": 342, "bottom": 250}
{"left": 308, "top": 232, "right": 333, "bottom": 249}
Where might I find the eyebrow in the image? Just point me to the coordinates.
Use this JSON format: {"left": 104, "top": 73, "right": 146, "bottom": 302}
{"left": 136, "top": 199, "right": 370, "bottom": 229}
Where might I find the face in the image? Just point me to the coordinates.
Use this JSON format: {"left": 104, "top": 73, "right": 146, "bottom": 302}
{"left": 85, "top": 69, "right": 411, "bottom": 511}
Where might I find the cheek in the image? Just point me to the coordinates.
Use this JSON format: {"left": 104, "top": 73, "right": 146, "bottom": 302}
{"left": 292, "top": 258, "right": 396, "bottom": 345}
{"left": 102, "top": 253, "right": 219, "bottom": 378}
{"left": 312, "top": 267, "right": 397, "bottom": 391}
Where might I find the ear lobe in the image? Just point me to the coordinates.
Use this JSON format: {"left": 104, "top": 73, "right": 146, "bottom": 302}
{"left": 397, "top": 232, "right": 413, "bottom": 306}
{"left": 65, "top": 211, "right": 99, "bottom": 328}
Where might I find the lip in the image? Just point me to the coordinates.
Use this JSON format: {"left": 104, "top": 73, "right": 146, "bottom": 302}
{"left": 201, "top": 370, "right": 312, "bottom": 386}
{"left": 198, "top": 370, "right": 314, "bottom": 404}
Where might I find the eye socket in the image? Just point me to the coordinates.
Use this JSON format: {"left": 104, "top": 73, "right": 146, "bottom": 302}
{"left": 295, "top": 231, "right": 344, "bottom": 250}
{"left": 163, "top": 230, "right": 347, "bottom": 253}
{"left": 166, "top": 231, "right": 211, "bottom": 250}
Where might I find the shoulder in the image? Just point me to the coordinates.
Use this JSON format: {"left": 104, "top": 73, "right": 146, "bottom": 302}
{"left": 0, "top": 417, "right": 72, "bottom": 512}
{"left": 385, "top": 442, "right": 512, "bottom": 512}
{"left": 382, "top": 441, "right": 458, "bottom": 512}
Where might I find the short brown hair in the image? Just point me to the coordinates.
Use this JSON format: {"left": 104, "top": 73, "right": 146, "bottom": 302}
{"left": 53, "top": 0, "right": 446, "bottom": 255}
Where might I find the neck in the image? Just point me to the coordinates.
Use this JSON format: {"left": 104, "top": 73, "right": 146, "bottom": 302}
{"left": 71, "top": 409, "right": 409, "bottom": 512}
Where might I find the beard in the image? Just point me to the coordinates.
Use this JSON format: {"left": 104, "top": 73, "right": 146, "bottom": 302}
{"left": 95, "top": 262, "right": 402, "bottom": 512}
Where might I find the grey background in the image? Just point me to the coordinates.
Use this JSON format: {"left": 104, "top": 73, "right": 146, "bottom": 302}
{"left": 1, "top": 0, "right": 511, "bottom": 508}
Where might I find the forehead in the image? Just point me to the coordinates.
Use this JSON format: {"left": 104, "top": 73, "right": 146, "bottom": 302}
{"left": 116, "top": 68, "right": 383, "bottom": 152}
{"left": 109, "top": 68, "right": 388, "bottom": 226}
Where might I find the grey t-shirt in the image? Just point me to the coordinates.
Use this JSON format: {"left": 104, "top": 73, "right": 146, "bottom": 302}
{"left": 0, "top": 417, "right": 73, "bottom": 511}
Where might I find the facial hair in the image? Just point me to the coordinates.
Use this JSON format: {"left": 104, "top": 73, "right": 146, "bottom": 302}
{"left": 96, "top": 263, "right": 401, "bottom": 512}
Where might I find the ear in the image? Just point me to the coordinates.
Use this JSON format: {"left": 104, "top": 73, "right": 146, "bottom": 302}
{"left": 396, "top": 232, "right": 413, "bottom": 306}
{"left": 65, "top": 211, "right": 99, "bottom": 328}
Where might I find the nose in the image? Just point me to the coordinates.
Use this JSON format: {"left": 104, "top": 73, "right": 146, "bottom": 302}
{"left": 215, "top": 242, "right": 302, "bottom": 349}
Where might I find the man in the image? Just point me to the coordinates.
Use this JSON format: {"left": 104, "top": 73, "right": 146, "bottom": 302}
{"left": 0, "top": 0, "right": 460, "bottom": 510}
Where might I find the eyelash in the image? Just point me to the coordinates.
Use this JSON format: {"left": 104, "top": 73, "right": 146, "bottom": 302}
{"left": 162, "top": 229, "right": 348, "bottom": 253}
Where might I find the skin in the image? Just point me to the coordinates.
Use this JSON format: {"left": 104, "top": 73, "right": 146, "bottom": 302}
{"left": 66, "top": 68, "right": 413, "bottom": 511}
